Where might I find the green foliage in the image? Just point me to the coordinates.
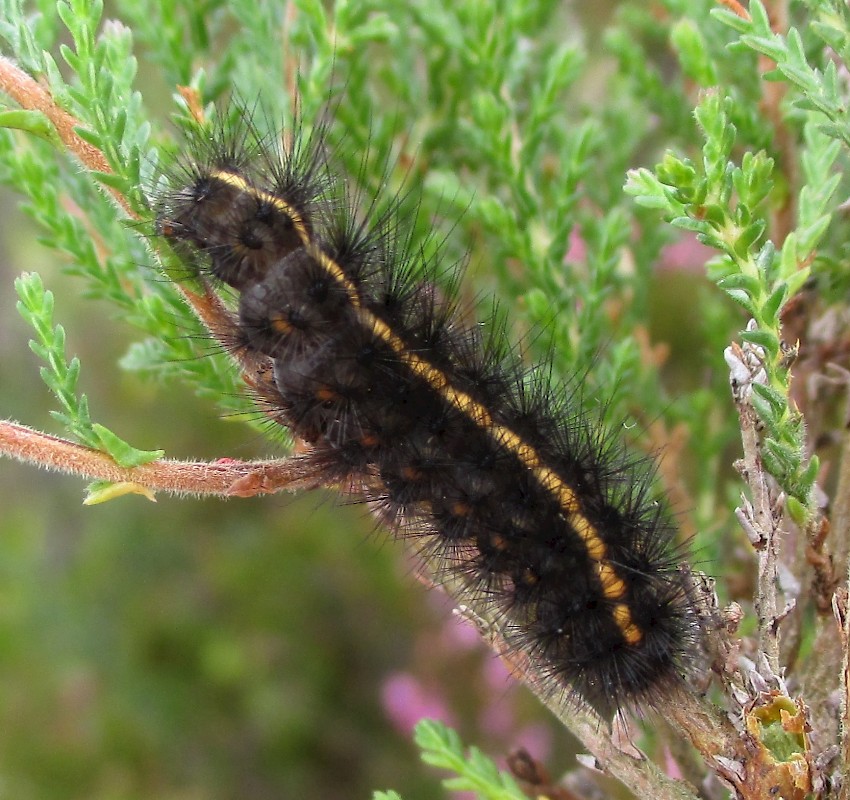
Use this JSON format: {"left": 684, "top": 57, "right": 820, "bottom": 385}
{"left": 15, "top": 270, "right": 162, "bottom": 466}
{"left": 413, "top": 720, "right": 527, "bottom": 800}
{"left": 626, "top": 95, "right": 828, "bottom": 515}
{"left": 16, "top": 270, "right": 165, "bottom": 467}
{"left": 15, "top": 271, "right": 98, "bottom": 448}
{"left": 627, "top": 1, "right": 850, "bottom": 519}
{"left": 2, "top": 0, "right": 850, "bottom": 798}
{"left": 715, "top": 0, "right": 850, "bottom": 147}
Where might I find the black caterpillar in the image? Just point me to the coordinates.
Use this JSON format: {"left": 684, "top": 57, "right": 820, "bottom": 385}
{"left": 154, "top": 111, "right": 698, "bottom": 716}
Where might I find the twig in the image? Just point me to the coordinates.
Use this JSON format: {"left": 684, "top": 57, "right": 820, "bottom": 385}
{"left": 0, "top": 56, "right": 129, "bottom": 214}
{"left": 715, "top": 0, "right": 751, "bottom": 21}
{"left": 726, "top": 333, "right": 784, "bottom": 678}
{"left": 0, "top": 419, "right": 327, "bottom": 497}
{"left": 837, "top": 588, "right": 850, "bottom": 800}
{"left": 835, "top": 428, "right": 850, "bottom": 798}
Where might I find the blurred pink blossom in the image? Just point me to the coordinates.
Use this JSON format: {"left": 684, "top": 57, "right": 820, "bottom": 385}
{"left": 512, "top": 723, "right": 553, "bottom": 764}
{"left": 438, "top": 614, "right": 483, "bottom": 652}
{"left": 381, "top": 672, "right": 456, "bottom": 734}
{"left": 565, "top": 227, "right": 587, "bottom": 262}
{"left": 659, "top": 233, "right": 714, "bottom": 272}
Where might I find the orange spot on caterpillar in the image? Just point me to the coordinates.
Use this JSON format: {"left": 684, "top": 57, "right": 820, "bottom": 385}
{"left": 612, "top": 604, "right": 643, "bottom": 645}
{"left": 451, "top": 501, "right": 471, "bottom": 517}
{"left": 315, "top": 386, "right": 339, "bottom": 403}
{"left": 154, "top": 108, "right": 696, "bottom": 714}
{"left": 270, "top": 316, "right": 293, "bottom": 334}
{"left": 401, "top": 465, "right": 423, "bottom": 481}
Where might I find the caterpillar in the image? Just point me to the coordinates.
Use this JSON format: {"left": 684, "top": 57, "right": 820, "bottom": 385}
{"left": 153, "top": 107, "right": 699, "bottom": 717}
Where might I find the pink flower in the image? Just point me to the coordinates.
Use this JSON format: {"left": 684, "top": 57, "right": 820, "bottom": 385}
{"left": 381, "top": 672, "right": 456, "bottom": 734}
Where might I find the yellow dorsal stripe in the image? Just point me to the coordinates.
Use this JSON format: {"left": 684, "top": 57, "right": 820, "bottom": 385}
{"left": 210, "top": 170, "right": 362, "bottom": 308}
{"left": 366, "top": 312, "right": 640, "bottom": 643}
{"left": 207, "top": 170, "right": 642, "bottom": 646}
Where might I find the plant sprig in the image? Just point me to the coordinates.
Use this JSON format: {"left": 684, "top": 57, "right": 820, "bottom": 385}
{"left": 626, "top": 87, "right": 838, "bottom": 519}
{"left": 714, "top": 0, "right": 850, "bottom": 150}
{"left": 412, "top": 720, "right": 527, "bottom": 800}
{"left": 15, "top": 271, "right": 162, "bottom": 468}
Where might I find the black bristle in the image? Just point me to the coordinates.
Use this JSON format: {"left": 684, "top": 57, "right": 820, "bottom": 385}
{"left": 155, "top": 109, "right": 699, "bottom": 718}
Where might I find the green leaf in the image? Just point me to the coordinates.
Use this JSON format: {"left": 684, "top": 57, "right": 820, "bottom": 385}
{"left": 716, "top": 272, "right": 761, "bottom": 295}
{"left": 761, "top": 284, "right": 788, "bottom": 325}
{"left": 414, "top": 720, "right": 526, "bottom": 800}
{"left": 83, "top": 479, "right": 157, "bottom": 505}
{"left": 0, "top": 110, "right": 60, "bottom": 144}
{"left": 786, "top": 495, "right": 808, "bottom": 526}
{"left": 751, "top": 382, "right": 787, "bottom": 416}
{"left": 671, "top": 19, "right": 717, "bottom": 87}
{"left": 91, "top": 423, "right": 164, "bottom": 468}
{"left": 740, "top": 328, "right": 780, "bottom": 358}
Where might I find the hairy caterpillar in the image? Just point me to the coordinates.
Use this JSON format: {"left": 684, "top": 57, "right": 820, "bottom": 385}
{"left": 8, "top": 0, "right": 850, "bottom": 791}
{"left": 153, "top": 107, "right": 699, "bottom": 717}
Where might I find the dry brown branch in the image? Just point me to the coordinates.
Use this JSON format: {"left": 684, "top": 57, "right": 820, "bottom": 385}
{"left": 726, "top": 334, "right": 784, "bottom": 678}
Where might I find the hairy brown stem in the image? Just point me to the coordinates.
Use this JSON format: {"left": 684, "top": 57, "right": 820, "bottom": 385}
{"left": 0, "top": 56, "right": 131, "bottom": 214}
{"left": 0, "top": 420, "right": 327, "bottom": 497}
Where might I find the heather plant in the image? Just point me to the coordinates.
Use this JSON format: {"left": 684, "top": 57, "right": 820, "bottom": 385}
{"left": 2, "top": 1, "right": 850, "bottom": 798}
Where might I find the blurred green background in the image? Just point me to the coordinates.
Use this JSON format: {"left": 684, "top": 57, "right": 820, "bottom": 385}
{"left": 0, "top": 0, "right": 740, "bottom": 797}
{"left": 0, "top": 205, "right": 571, "bottom": 798}
{"left": 0, "top": 16, "right": 590, "bottom": 797}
